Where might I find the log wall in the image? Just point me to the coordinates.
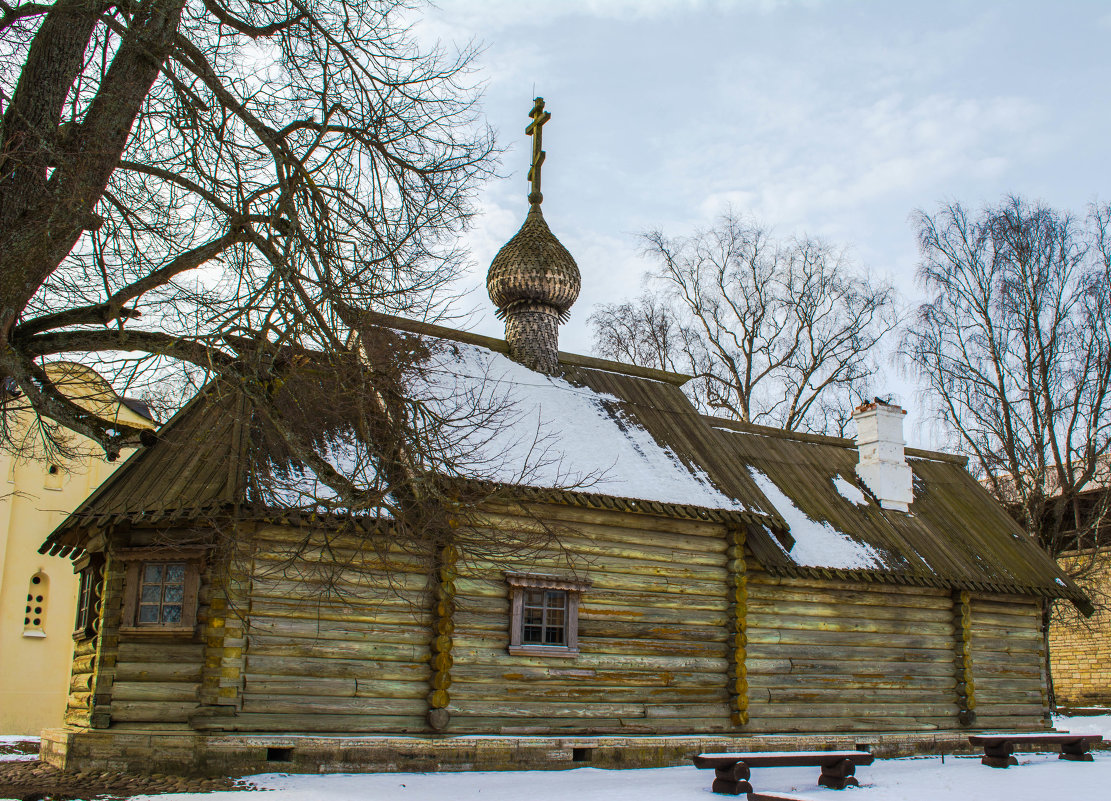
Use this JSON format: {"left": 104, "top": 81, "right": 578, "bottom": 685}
{"left": 744, "top": 568, "right": 961, "bottom": 733}
{"left": 232, "top": 525, "right": 431, "bottom": 733}
{"left": 72, "top": 510, "right": 1054, "bottom": 738}
{"left": 968, "top": 594, "right": 1049, "bottom": 729}
{"left": 448, "top": 504, "right": 733, "bottom": 735}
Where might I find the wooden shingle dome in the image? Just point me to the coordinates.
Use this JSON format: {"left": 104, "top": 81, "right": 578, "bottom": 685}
{"left": 487, "top": 205, "right": 580, "bottom": 322}
{"left": 486, "top": 97, "right": 579, "bottom": 375}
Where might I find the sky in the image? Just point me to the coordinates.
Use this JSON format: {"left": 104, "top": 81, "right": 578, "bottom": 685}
{"left": 411, "top": 0, "right": 1111, "bottom": 448}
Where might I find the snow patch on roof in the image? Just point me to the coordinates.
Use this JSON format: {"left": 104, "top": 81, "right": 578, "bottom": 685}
{"left": 748, "top": 467, "right": 885, "bottom": 570}
{"left": 416, "top": 340, "right": 744, "bottom": 510}
{"left": 832, "top": 475, "right": 870, "bottom": 506}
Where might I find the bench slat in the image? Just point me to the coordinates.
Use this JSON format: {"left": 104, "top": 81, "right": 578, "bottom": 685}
{"left": 694, "top": 751, "right": 873, "bottom": 770}
{"left": 969, "top": 734, "right": 1103, "bottom": 745}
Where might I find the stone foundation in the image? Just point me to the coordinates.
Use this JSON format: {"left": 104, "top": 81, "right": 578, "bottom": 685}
{"left": 42, "top": 728, "right": 1004, "bottom": 777}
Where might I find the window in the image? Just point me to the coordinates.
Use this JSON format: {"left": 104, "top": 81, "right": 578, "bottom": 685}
{"left": 522, "top": 589, "right": 568, "bottom": 646}
{"left": 506, "top": 572, "right": 590, "bottom": 657}
{"left": 44, "top": 463, "right": 63, "bottom": 491}
{"left": 73, "top": 556, "right": 104, "bottom": 639}
{"left": 136, "top": 562, "right": 187, "bottom": 624}
{"left": 118, "top": 547, "right": 206, "bottom": 634}
{"left": 23, "top": 572, "right": 48, "bottom": 638}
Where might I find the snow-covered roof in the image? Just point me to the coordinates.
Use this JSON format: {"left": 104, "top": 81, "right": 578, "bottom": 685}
{"left": 39, "top": 312, "right": 1088, "bottom": 608}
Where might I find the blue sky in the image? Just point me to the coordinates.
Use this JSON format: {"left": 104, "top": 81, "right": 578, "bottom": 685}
{"left": 413, "top": 1, "right": 1111, "bottom": 446}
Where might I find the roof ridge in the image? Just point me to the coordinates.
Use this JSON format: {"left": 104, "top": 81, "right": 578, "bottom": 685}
{"left": 704, "top": 414, "right": 968, "bottom": 465}
{"left": 350, "top": 308, "right": 693, "bottom": 387}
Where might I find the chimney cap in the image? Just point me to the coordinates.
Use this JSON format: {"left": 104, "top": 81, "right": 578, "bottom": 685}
{"left": 854, "top": 397, "right": 905, "bottom": 415}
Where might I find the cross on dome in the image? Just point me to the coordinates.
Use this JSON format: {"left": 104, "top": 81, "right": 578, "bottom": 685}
{"left": 526, "top": 97, "right": 551, "bottom": 206}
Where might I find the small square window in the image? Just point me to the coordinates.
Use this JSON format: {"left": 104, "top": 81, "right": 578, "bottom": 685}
{"left": 117, "top": 547, "right": 207, "bottom": 635}
{"left": 136, "top": 561, "right": 187, "bottom": 626}
{"left": 506, "top": 573, "right": 590, "bottom": 658}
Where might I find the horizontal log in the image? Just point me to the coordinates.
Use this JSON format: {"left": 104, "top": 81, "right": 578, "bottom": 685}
{"left": 749, "top": 571, "right": 950, "bottom": 598}
{"left": 747, "top": 627, "right": 951, "bottom": 651}
{"left": 247, "top": 638, "right": 429, "bottom": 664}
{"left": 455, "top": 581, "right": 729, "bottom": 612}
{"left": 244, "top": 654, "right": 429, "bottom": 682}
{"left": 448, "top": 684, "right": 728, "bottom": 703}
{"left": 746, "top": 702, "right": 959, "bottom": 718}
{"left": 455, "top": 572, "right": 729, "bottom": 600}
{"left": 194, "top": 712, "right": 427, "bottom": 733}
{"left": 746, "top": 599, "right": 952, "bottom": 625}
{"left": 747, "top": 584, "right": 950, "bottom": 610}
{"left": 476, "top": 501, "right": 728, "bottom": 539}
{"left": 111, "top": 681, "right": 199, "bottom": 703}
{"left": 244, "top": 677, "right": 357, "bottom": 697}
{"left": 240, "top": 695, "right": 426, "bottom": 716}
{"left": 114, "top": 662, "right": 204, "bottom": 683}
{"left": 73, "top": 639, "right": 98, "bottom": 658}
{"left": 72, "top": 655, "right": 96, "bottom": 674}
{"left": 452, "top": 663, "right": 723, "bottom": 687}
{"left": 247, "top": 615, "right": 431, "bottom": 644}
{"left": 746, "top": 657, "right": 954, "bottom": 678}
{"left": 249, "top": 599, "right": 429, "bottom": 627}
{"left": 745, "top": 642, "right": 956, "bottom": 664}
{"left": 743, "top": 716, "right": 951, "bottom": 733}
{"left": 455, "top": 645, "right": 727, "bottom": 674}
{"left": 757, "top": 687, "right": 957, "bottom": 704}
{"left": 109, "top": 700, "right": 198, "bottom": 722}
{"left": 748, "top": 612, "right": 952, "bottom": 637}
{"left": 454, "top": 631, "right": 726, "bottom": 658}
{"left": 117, "top": 642, "right": 204, "bottom": 662}
{"left": 747, "top": 675, "right": 956, "bottom": 692}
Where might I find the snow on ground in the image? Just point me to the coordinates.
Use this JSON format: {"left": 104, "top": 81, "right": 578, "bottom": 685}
{"left": 748, "top": 467, "right": 885, "bottom": 569}
{"left": 1054, "top": 712, "right": 1111, "bottom": 738}
{"left": 120, "top": 754, "right": 1108, "bottom": 801}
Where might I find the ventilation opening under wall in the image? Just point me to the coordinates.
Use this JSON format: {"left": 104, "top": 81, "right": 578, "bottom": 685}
{"left": 266, "top": 747, "right": 293, "bottom": 762}
{"left": 572, "top": 747, "right": 592, "bottom": 762}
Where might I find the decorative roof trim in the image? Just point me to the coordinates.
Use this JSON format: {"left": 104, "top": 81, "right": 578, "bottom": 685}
{"left": 505, "top": 572, "right": 592, "bottom": 592}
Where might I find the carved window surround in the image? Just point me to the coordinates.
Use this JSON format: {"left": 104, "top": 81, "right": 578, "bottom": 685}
{"left": 117, "top": 546, "right": 208, "bottom": 636}
{"left": 506, "top": 572, "right": 591, "bottom": 658}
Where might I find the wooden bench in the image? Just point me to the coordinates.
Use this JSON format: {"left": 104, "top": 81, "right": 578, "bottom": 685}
{"left": 968, "top": 733, "right": 1104, "bottom": 768}
{"left": 693, "top": 751, "right": 875, "bottom": 794}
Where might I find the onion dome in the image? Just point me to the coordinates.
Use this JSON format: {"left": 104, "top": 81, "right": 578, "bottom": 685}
{"left": 487, "top": 205, "right": 581, "bottom": 322}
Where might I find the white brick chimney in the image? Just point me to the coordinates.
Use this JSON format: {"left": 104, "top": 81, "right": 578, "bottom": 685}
{"left": 853, "top": 399, "right": 914, "bottom": 512}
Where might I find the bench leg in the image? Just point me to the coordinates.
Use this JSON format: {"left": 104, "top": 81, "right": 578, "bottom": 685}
{"left": 1060, "top": 739, "right": 1094, "bottom": 762}
{"left": 981, "top": 742, "right": 1017, "bottom": 769}
{"left": 818, "top": 758, "right": 860, "bottom": 790}
{"left": 711, "top": 763, "right": 753, "bottom": 795}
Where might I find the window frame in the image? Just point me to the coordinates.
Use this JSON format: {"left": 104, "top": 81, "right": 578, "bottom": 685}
{"left": 117, "top": 546, "right": 206, "bottom": 636}
{"left": 72, "top": 555, "right": 104, "bottom": 641}
{"left": 506, "top": 572, "right": 590, "bottom": 658}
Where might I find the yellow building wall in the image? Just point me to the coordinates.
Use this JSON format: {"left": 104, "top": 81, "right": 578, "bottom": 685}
{"left": 0, "top": 368, "right": 154, "bottom": 735}
{"left": 1049, "top": 554, "right": 1111, "bottom": 708}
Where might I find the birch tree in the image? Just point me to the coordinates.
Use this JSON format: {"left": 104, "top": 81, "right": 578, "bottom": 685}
{"left": 590, "top": 213, "right": 897, "bottom": 434}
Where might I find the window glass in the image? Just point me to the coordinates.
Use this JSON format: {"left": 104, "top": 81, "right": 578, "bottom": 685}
{"left": 137, "top": 562, "right": 187, "bottom": 625}
{"left": 522, "top": 588, "right": 566, "bottom": 646}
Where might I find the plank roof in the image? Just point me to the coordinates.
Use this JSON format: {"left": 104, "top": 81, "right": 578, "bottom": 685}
{"left": 39, "top": 312, "right": 1088, "bottom": 609}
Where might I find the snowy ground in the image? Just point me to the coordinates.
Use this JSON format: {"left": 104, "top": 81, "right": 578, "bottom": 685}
{"left": 4, "top": 717, "right": 1111, "bottom": 800}
{"left": 121, "top": 755, "right": 1107, "bottom": 801}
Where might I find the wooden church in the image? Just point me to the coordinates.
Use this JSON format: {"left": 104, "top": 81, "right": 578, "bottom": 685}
{"left": 39, "top": 100, "right": 1088, "bottom": 776}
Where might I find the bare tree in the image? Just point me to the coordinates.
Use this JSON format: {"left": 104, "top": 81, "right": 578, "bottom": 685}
{"left": 0, "top": 0, "right": 495, "bottom": 463}
{"left": 590, "top": 212, "right": 898, "bottom": 434}
{"left": 903, "top": 196, "right": 1111, "bottom": 602}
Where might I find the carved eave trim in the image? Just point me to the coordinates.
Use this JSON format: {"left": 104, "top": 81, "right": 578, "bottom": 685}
{"left": 504, "top": 572, "right": 592, "bottom": 592}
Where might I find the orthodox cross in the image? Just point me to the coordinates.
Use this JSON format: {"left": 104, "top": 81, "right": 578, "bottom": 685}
{"left": 525, "top": 97, "right": 551, "bottom": 206}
